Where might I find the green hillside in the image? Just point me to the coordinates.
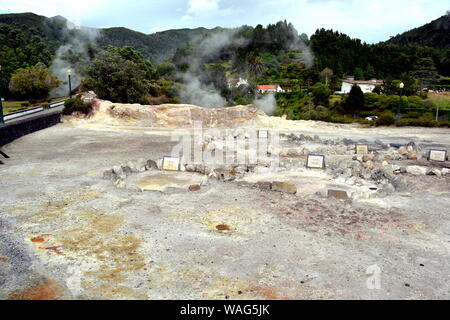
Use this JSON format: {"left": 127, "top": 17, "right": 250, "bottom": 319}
{"left": 387, "top": 13, "right": 450, "bottom": 49}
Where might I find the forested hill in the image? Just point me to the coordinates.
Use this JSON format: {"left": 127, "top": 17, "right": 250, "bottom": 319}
{"left": 0, "top": 12, "right": 218, "bottom": 64}
{"left": 387, "top": 13, "right": 450, "bottom": 49}
{"left": 98, "top": 27, "right": 219, "bottom": 64}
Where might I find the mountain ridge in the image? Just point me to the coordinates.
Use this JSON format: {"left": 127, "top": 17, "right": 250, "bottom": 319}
{"left": 386, "top": 13, "right": 450, "bottom": 48}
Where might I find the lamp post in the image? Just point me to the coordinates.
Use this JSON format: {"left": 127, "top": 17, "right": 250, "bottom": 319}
{"left": 67, "top": 69, "right": 72, "bottom": 98}
{"left": 0, "top": 65, "right": 4, "bottom": 125}
{"left": 397, "top": 82, "right": 404, "bottom": 121}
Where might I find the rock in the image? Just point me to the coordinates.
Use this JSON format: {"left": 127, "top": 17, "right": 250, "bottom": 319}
{"left": 363, "top": 160, "right": 375, "bottom": 169}
{"left": 80, "top": 91, "right": 97, "bottom": 104}
{"left": 121, "top": 165, "right": 133, "bottom": 175}
{"left": 407, "top": 152, "right": 418, "bottom": 160}
{"left": 280, "top": 148, "right": 303, "bottom": 157}
{"left": 200, "top": 175, "right": 209, "bottom": 186}
{"left": 362, "top": 155, "right": 373, "bottom": 162}
{"left": 328, "top": 189, "right": 349, "bottom": 200}
{"left": 372, "top": 153, "right": 384, "bottom": 162}
{"left": 257, "top": 159, "right": 271, "bottom": 168}
{"left": 427, "top": 169, "right": 442, "bottom": 177}
{"left": 214, "top": 168, "right": 237, "bottom": 182}
{"left": 398, "top": 146, "right": 408, "bottom": 155}
{"left": 114, "top": 179, "right": 126, "bottom": 189}
{"left": 188, "top": 184, "right": 201, "bottom": 192}
{"left": 256, "top": 181, "right": 272, "bottom": 191}
{"left": 103, "top": 169, "right": 117, "bottom": 180}
{"left": 271, "top": 181, "right": 297, "bottom": 194}
{"left": 313, "top": 135, "right": 322, "bottom": 143}
{"left": 112, "top": 165, "right": 123, "bottom": 175}
{"left": 145, "top": 160, "right": 158, "bottom": 170}
{"left": 382, "top": 161, "right": 389, "bottom": 166}
{"left": 406, "top": 166, "right": 427, "bottom": 176}
{"left": 442, "top": 168, "right": 450, "bottom": 176}
{"left": 377, "top": 183, "right": 396, "bottom": 197}
{"left": 391, "top": 176, "right": 408, "bottom": 192}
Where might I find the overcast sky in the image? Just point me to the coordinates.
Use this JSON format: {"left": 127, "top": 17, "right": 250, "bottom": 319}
{"left": 0, "top": 0, "right": 448, "bottom": 43}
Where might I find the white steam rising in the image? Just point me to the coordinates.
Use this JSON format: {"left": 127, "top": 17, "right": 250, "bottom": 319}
{"left": 50, "top": 21, "right": 99, "bottom": 97}
{"left": 254, "top": 93, "right": 276, "bottom": 115}
{"left": 178, "top": 29, "right": 247, "bottom": 108}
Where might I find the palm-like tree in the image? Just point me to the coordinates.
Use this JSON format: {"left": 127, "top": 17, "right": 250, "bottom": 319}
{"left": 247, "top": 53, "right": 266, "bottom": 79}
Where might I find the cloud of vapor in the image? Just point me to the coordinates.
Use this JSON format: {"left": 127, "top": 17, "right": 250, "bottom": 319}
{"left": 180, "top": 75, "right": 226, "bottom": 108}
{"left": 254, "top": 93, "right": 276, "bottom": 115}
{"left": 177, "top": 29, "right": 248, "bottom": 108}
{"left": 50, "top": 20, "right": 99, "bottom": 97}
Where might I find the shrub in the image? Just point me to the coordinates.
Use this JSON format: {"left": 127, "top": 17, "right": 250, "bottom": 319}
{"left": 329, "top": 115, "right": 354, "bottom": 124}
{"left": 62, "top": 96, "right": 92, "bottom": 115}
{"left": 20, "top": 102, "right": 29, "bottom": 107}
{"left": 9, "top": 65, "right": 60, "bottom": 100}
{"left": 395, "top": 118, "right": 438, "bottom": 127}
{"left": 376, "top": 112, "right": 396, "bottom": 126}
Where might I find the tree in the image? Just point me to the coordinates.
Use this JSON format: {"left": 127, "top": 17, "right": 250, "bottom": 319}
{"left": 85, "top": 46, "right": 151, "bottom": 104}
{"left": 345, "top": 84, "right": 364, "bottom": 116}
{"left": 411, "top": 57, "right": 439, "bottom": 89}
{"left": 0, "top": 23, "right": 52, "bottom": 97}
{"left": 311, "top": 82, "right": 331, "bottom": 106}
{"left": 156, "top": 62, "right": 176, "bottom": 79}
{"left": 8, "top": 64, "right": 60, "bottom": 100}
{"left": 247, "top": 53, "right": 266, "bottom": 79}
{"left": 366, "top": 65, "right": 376, "bottom": 79}
{"left": 354, "top": 67, "right": 365, "bottom": 80}
{"left": 320, "top": 67, "right": 333, "bottom": 85}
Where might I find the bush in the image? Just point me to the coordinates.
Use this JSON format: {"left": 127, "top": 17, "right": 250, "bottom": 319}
{"left": 329, "top": 115, "right": 354, "bottom": 124}
{"left": 20, "top": 102, "right": 29, "bottom": 107}
{"left": 376, "top": 112, "right": 396, "bottom": 126}
{"left": 62, "top": 96, "right": 92, "bottom": 116}
{"left": 395, "top": 118, "right": 438, "bottom": 127}
{"left": 9, "top": 65, "right": 60, "bottom": 100}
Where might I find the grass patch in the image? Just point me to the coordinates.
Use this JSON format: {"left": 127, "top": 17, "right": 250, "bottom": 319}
{"left": 2, "top": 97, "right": 67, "bottom": 115}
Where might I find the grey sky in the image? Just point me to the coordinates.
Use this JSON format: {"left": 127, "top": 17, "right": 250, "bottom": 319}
{"left": 0, "top": 0, "right": 448, "bottom": 43}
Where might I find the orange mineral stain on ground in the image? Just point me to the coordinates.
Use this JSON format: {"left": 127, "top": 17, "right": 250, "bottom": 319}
{"left": 8, "top": 280, "right": 66, "bottom": 300}
{"left": 0, "top": 257, "right": 8, "bottom": 262}
{"left": 30, "top": 234, "right": 52, "bottom": 243}
{"left": 38, "top": 246, "right": 64, "bottom": 255}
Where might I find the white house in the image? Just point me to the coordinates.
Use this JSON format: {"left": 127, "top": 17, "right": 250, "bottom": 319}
{"left": 227, "top": 77, "right": 249, "bottom": 88}
{"left": 340, "top": 78, "right": 383, "bottom": 94}
{"left": 256, "top": 84, "right": 285, "bottom": 94}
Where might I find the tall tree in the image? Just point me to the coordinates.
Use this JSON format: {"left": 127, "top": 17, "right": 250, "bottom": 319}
{"left": 345, "top": 84, "right": 365, "bottom": 116}
{"left": 85, "top": 46, "right": 151, "bottom": 104}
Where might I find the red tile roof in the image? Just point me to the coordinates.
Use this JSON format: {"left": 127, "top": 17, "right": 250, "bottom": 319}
{"left": 343, "top": 80, "right": 383, "bottom": 85}
{"left": 257, "top": 85, "right": 279, "bottom": 90}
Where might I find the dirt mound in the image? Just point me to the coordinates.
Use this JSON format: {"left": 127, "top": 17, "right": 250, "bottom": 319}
{"left": 89, "top": 98, "right": 265, "bottom": 128}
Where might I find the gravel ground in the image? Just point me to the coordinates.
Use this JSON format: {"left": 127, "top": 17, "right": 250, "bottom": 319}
{"left": 0, "top": 121, "right": 449, "bottom": 300}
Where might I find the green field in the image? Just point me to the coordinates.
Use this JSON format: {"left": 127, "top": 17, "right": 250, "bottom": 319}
{"left": 428, "top": 93, "right": 450, "bottom": 111}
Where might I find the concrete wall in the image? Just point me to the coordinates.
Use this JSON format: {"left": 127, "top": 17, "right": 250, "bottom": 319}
{"left": 0, "top": 111, "right": 61, "bottom": 147}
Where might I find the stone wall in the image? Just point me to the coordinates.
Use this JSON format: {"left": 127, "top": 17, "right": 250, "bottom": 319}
{"left": 0, "top": 111, "right": 61, "bottom": 147}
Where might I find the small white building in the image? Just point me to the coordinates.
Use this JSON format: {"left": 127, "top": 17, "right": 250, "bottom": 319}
{"left": 227, "top": 77, "right": 249, "bottom": 88}
{"left": 340, "top": 78, "right": 383, "bottom": 94}
{"left": 256, "top": 84, "right": 285, "bottom": 94}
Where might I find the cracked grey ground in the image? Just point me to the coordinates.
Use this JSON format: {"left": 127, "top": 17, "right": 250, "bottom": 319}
{"left": 0, "top": 122, "right": 449, "bottom": 300}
